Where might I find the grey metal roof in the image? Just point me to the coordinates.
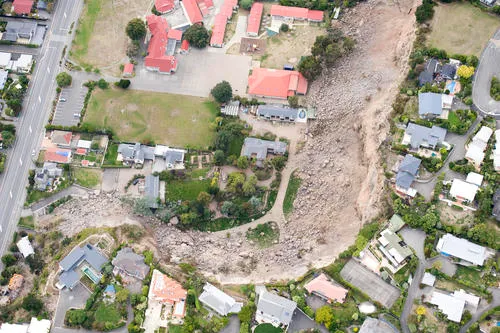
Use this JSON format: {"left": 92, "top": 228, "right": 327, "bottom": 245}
{"left": 257, "top": 105, "right": 298, "bottom": 120}
{"left": 441, "top": 64, "right": 456, "bottom": 79}
{"left": 242, "top": 138, "right": 287, "bottom": 160}
{"left": 111, "top": 247, "right": 150, "bottom": 280}
{"left": 405, "top": 123, "right": 446, "bottom": 149}
{"left": 5, "top": 21, "right": 36, "bottom": 39}
{"left": 117, "top": 143, "right": 154, "bottom": 161}
{"left": 396, "top": 154, "right": 421, "bottom": 190}
{"left": 426, "top": 59, "right": 440, "bottom": 74}
{"left": 82, "top": 244, "right": 108, "bottom": 271}
{"left": 145, "top": 175, "right": 160, "bottom": 209}
{"left": 199, "top": 283, "right": 242, "bottom": 316}
{"left": 59, "top": 270, "right": 80, "bottom": 289}
{"left": 117, "top": 144, "right": 137, "bottom": 159}
{"left": 59, "top": 247, "right": 85, "bottom": 271}
{"left": 418, "top": 92, "right": 442, "bottom": 117}
{"left": 142, "top": 146, "right": 155, "bottom": 160}
{"left": 256, "top": 286, "right": 297, "bottom": 326}
{"left": 165, "top": 150, "right": 184, "bottom": 165}
{"left": 418, "top": 71, "right": 433, "bottom": 86}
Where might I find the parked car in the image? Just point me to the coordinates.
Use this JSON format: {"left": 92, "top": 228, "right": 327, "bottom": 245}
{"left": 59, "top": 98, "right": 67, "bottom": 102}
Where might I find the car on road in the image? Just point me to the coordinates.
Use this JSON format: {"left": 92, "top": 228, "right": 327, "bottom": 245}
{"left": 132, "top": 178, "right": 140, "bottom": 185}
{"left": 59, "top": 98, "right": 67, "bottom": 102}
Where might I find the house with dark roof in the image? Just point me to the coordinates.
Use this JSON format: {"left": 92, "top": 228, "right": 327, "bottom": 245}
{"left": 255, "top": 285, "right": 297, "bottom": 328}
{"left": 2, "top": 21, "right": 36, "bottom": 43}
{"left": 112, "top": 247, "right": 150, "bottom": 280}
{"left": 402, "top": 123, "right": 447, "bottom": 150}
{"left": 492, "top": 189, "right": 500, "bottom": 221}
{"left": 34, "top": 162, "right": 62, "bottom": 191}
{"left": 257, "top": 105, "right": 307, "bottom": 123}
{"left": 144, "top": 175, "right": 160, "bottom": 209}
{"left": 241, "top": 138, "right": 287, "bottom": 167}
{"left": 395, "top": 154, "right": 421, "bottom": 197}
{"left": 441, "top": 64, "right": 457, "bottom": 80}
{"left": 418, "top": 92, "right": 452, "bottom": 119}
{"left": 248, "top": 68, "right": 308, "bottom": 99}
{"left": 57, "top": 244, "right": 108, "bottom": 290}
{"left": 117, "top": 143, "right": 155, "bottom": 166}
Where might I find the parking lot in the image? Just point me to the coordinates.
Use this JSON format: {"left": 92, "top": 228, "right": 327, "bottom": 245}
{"left": 52, "top": 79, "right": 88, "bottom": 126}
{"left": 340, "top": 259, "right": 401, "bottom": 308}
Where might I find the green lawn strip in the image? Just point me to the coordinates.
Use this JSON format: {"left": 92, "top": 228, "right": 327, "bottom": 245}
{"left": 71, "top": 0, "right": 102, "bottom": 63}
{"left": 228, "top": 135, "right": 245, "bottom": 156}
{"left": 102, "top": 142, "right": 120, "bottom": 166}
{"left": 73, "top": 167, "right": 101, "bottom": 188}
{"left": 18, "top": 216, "right": 34, "bottom": 229}
{"left": 190, "top": 168, "right": 210, "bottom": 179}
{"left": 94, "top": 302, "right": 122, "bottom": 325}
{"left": 283, "top": 170, "right": 301, "bottom": 217}
{"left": 455, "top": 266, "right": 482, "bottom": 285}
{"left": 166, "top": 179, "right": 211, "bottom": 201}
{"left": 255, "top": 323, "right": 283, "bottom": 333}
{"left": 246, "top": 222, "right": 279, "bottom": 248}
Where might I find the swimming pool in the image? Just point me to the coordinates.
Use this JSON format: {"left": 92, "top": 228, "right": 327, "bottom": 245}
{"left": 82, "top": 266, "right": 101, "bottom": 284}
{"left": 446, "top": 81, "right": 456, "bottom": 93}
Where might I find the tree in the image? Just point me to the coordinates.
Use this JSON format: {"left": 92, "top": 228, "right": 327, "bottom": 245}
{"left": 1, "top": 131, "right": 14, "bottom": 147}
{"left": 115, "top": 79, "right": 131, "bottom": 89}
{"left": 415, "top": 0, "right": 435, "bottom": 23}
{"left": 315, "top": 306, "right": 334, "bottom": 328}
{"left": 184, "top": 24, "right": 210, "bottom": 48}
{"left": 242, "top": 175, "right": 257, "bottom": 196}
{"left": 1, "top": 254, "right": 16, "bottom": 267}
{"left": 280, "top": 23, "right": 289, "bottom": 32}
{"left": 298, "top": 55, "right": 322, "bottom": 81}
{"left": 7, "top": 98, "right": 22, "bottom": 115}
{"left": 491, "top": 327, "right": 500, "bottom": 333}
{"left": 26, "top": 253, "right": 44, "bottom": 273}
{"left": 116, "top": 288, "right": 130, "bottom": 303}
{"left": 416, "top": 305, "right": 426, "bottom": 316}
{"left": 126, "top": 40, "right": 140, "bottom": 57}
{"left": 22, "top": 294, "right": 43, "bottom": 315}
{"left": 214, "top": 150, "right": 225, "bottom": 165}
{"left": 271, "top": 155, "right": 287, "bottom": 171}
{"left": 126, "top": 18, "right": 146, "bottom": 40}
{"left": 227, "top": 172, "right": 245, "bottom": 192}
{"left": 211, "top": 81, "right": 233, "bottom": 104}
{"left": 240, "top": 0, "right": 253, "bottom": 10}
{"left": 237, "top": 156, "right": 249, "bottom": 169}
{"left": 97, "top": 79, "right": 109, "bottom": 89}
{"left": 237, "top": 302, "right": 255, "bottom": 322}
{"left": 56, "top": 72, "right": 72, "bottom": 87}
{"left": 288, "top": 95, "right": 299, "bottom": 108}
{"left": 457, "top": 65, "right": 475, "bottom": 79}
{"left": 65, "top": 309, "right": 88, "bottom": 327}
{"left": 197, "top": 191, "right": 211, "bottom": 205}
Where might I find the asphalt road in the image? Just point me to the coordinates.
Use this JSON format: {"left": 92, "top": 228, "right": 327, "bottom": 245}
{"left": 0, "top": 0, "right": 84, "bottom": 270}
{"left": 472, "top": 28, "right": 500, "bottom": 118}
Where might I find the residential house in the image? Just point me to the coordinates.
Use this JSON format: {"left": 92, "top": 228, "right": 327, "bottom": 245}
{"left": 358, "top": 317, "right": 396, "bottom": 333}
{"left": 493, "top": 189, "right": 500, "bottom": 222}
{"left": 436, "top": 233, "right": 488, "bottom": 266}
{"left": 11, "top": 54, "right": 33, "bottom": 73}
{"left": 145, "top": 15, "right": 178, "bottom": 75}
{"left": 377, "top": 229, "right": 413, "bottom": 271}
{"left": 418, "top": 92, "right": 452, "bottom": 119}
{"left": 0, "top": 318, "right": 51, "bottom": 333}
{"left": 452, "top": 289, "right": 480, "bottom": 311}
{"left": 465, "top": 172, "right": 483, "bottom": 187}
{"left": 0, "top": 53, "right": 11, "bottom": 69}
{"left": 199, "top": 283, "right": 242, "bottom": 316}
{"left": 51, "top": 130, "right": 72, "bottom": 147}
{"left": 395, "top": 154, "right": 421, "bottom": 198}
{"left": 449, "top": 178, "right": 479, "bottom": 203}
{"left": 155, "top": 0, "right": 175, "bottom": 13}
{"left": 388, "top": 214, "right": 405, "bottom": 233}
{"left": 12, "top": 0, "right": 33, "bottom": 15}
{"left": 112, "top": 247, "right": 150, "bottom": 281}
{"left": 153, "top": 145, "right": 186, "bottom": 171}
{"left": 304, "top": 273, "right": 348, "bottom": 304}
{"left": 2, "top": 21, "right": 36, "bottom": 43}
{"left": 144, "top": 175, "right": 160, "bottom": 209}
{"left": 480, "top": 0, "right": 496, "bottom": 6}
{"left": 421, "top": 272, "right": 436, "bottom": 287}
{"left": 418, "top": 59, "right": 440, "bottom": 86}
{"left": 270, "top": 5, "right": 323, "bottom": 23}
{"left": 123, "top": 63, "right": 134, "bottom": 77}
{"left": 77, "top": 139, "right": 92, "bottom": 154}
{"left": 241, "top": 137, "right": 287, "bottom": 167}
{"left": 57, "top": 243, "right": 108, "bottom": 290}
{"left": 401, "top": 123, "right": 447, "bottom": 150}
{"left": 428, "top": 291, "right": 465, "bottom": 323}
{"left": 247, "top": 2, "right": 263, "bottom": 37}
{"left": 441, "top": 64, "right": 457, "bottom": 80}
{"left": 248, "top": 68, "right": 308, "bottom": 99}
{"left": 117, "top": 142, "right": 155, "bottom": 166}
{"left": 466, "top": 126, "right": 493, "bottom": 168}
{"left": 16, "top": 236, "right": 34, "bottom": 258}
{"left": 0, "top": 70, "right": 8, "bottom": 90}
{"left": 255, "top": 285, "right": 297, "bottom": 328}
{"left": 44, "top": 148, "right": 72, "bottom": 164}
{"left": 34, "top": 162, "right": 62, "bottom": 191}
{"left": 257, "top": 105, "right": 307, "bottom": 122}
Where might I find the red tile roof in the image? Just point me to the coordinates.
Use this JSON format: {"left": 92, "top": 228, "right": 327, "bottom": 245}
{"left": 149, "top": 270, "right": 187, "bottom": 319}
{"left": 145, "top": 15, "right": 178, "bottom": 73}
{"left": 270, "top": 5, "right": 323, "bottom": 21}
{"left": 219, "top": 0, "right": 237, "bottom": 19}
{"left": 168, "top": 29, "right": 183, "bottom": 41}
{"left": 75, "top": 148, "right": 87, "bottom": 155}
{"left": 305, "top": 273, "right": 348, "bottom": 303}
{"left": 204, "top": 0, "right": 214, "bottom": 9}
{"left": 13, "top": 0, "right": 33, "bottom": 14}
{"left": 123, "top": 63, "right": 134, "bottom": 74}
{"left": 248, "top": 68, "right": 308, "bottom": 99}
{"left": 81, "top": 160, "right": 90, "bottom": 167}
{"left": 45, "top": 148, "right": 72, "bottom": 164}
{"left": 181, "top": 40, "right": 190, "bottom": 51}
{"left": 210, "top": 14, "right": 227, "bottom": 47}
{"left": 182, "top": 0, "right": 203, "bottom": 24}
{"left": 247, "top": 2, "right": 263, "bottom": 35}
{"left": 155, "top": 0, "right": 175, "bottom": 13}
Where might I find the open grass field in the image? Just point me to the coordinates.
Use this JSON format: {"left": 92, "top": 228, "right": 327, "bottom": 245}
{"left": 73, "top": 167, "right": 102, "bottom": 188}
{"left": 428, "top": 2, "right": 500, "bottom": 56}
{"left": 71, "top": 0, "right": 151, "bottom": 72}
{"left": 83, "top": 88, "right": 218, "bottom": 148}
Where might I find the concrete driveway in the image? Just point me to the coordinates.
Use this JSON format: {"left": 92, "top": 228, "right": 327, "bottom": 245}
{"left": 53, "top": 283, "right": 91, "bottom": 329}
{"left": 472, "top": 28, "right": 500, "bottom": 117}
{"left": 219, "top": 315, "right": 240, "bottom": 333}
{"left": 131, "top": 48, "right": 251, "bottom": 97}
{"left": 399, "top": 227, "right": 426, "bottom": 260}
{"left": 288, "top": 309, "right": 328, "bottom": 333}
{"left": 52, "top": 77, "right": 88, "bottom": 126}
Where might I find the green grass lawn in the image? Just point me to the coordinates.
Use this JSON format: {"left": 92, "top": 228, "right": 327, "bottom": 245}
{"left": 447, "top": 110, "right": 461, "bottom": 127}
{"left": 83, "top": 88, "right": 218, "bottom": 149}
{"left": 246, "top": 222, "right": 279, "bottom": 248}
{"left": 167, "top": 324, "right": 182, "bottom": 333}
{"left": 18, "top": 216, "right": 34, "bottom": 229}
{"left": 428, "top": 2, "right": 500, "bottom": 56}
{"left": 283, "top": 171, "right": 301, "bottom": 217}
{"left": 254, "top": 324, "right": 283, "bottom": 333}
{"left": 73, "top": 167, "right": 102, "bottom": 188}
{"left": 94, "top": 303, "right": 122, "bottom": 325}
{"left": 455, "top": 266, "right": 482, "bottom": 284}
{"left": 166, "top": 179, "right": 211, "bottom": 201}
{"left": 229, "top": 136, "right": 245, "bottom": 157}
{"left": 71, "top": 0, "right": 102, "bottom": 65}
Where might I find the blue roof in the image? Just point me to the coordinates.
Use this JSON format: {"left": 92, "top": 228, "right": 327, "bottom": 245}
{"left": 104, "top": 284, "right": 116, "bottom": 294}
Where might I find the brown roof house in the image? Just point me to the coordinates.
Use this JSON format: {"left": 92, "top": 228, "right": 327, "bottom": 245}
{"left": 112, "top": 247, "right": 150, "bottom": 281}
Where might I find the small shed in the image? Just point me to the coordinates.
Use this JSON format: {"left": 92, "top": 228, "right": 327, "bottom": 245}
{"left": 123, "top": 63, "right": 134, "bottom": 77}
{"left": 16, "top": 236, "right": 34, "bottom": 258}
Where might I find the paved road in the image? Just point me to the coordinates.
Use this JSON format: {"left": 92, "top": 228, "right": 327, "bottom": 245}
{"left": 473, "top": 28, "right": 500, "bottom": 118}
{"left": 0, "top": 0, "right": 84, "bottom": 270}
{"left": 30, "top": 184, "right": 90, "bottom": 212}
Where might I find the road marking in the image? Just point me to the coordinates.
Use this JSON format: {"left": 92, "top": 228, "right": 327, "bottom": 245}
{"left": 9, "top": 191, "right": 12, "bottom": 199}
{"left": 38, "top": 95, "right": 41, "bottom": 103}
{"left": 19, "top": 158, "right": 22, "bottom": 166}
{"left": 47, "top": 67, "right": 51, "bottom": 74}
{"left": 29, "top": 125, "right": 32, "bottom": 133}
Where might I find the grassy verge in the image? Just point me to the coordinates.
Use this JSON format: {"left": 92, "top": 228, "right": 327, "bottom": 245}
{"left": 18, "top": 216, "right": 35, "bottom": 229}
{"left": 73, "top": 167, "right": 102, "bottom": 188}
{"left": 246, "top": 222, "right": 279, "bottom": 248}
{"left": 283, "top": 170, "right": 301, "bottom": 217}
{"left": 71, "top": 0, "right": 102, "bottom": 64}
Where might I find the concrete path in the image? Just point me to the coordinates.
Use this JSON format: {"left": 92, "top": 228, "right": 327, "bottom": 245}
{"left": 30, "top": 185, "right": 90, "bottom": 212}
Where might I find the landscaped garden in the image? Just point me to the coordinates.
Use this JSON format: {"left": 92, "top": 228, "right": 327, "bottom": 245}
{"left": 254, "top": 323, "right": 283, "bottom": 333}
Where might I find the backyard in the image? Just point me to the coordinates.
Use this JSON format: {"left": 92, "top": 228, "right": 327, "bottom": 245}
{"left": 166, "top": 179, "right": 211, "bottom": 201}
{"left": 427, "top": 2, "right": 500, "bottom": 56}
{"left": 73, "top": 167, "right": 102, "bottom": 189}
{"left": 254, "top": 323, "right": 283, "bottom": 333}
{"left": 83, "top": 88, "right": 219, "bottom": 148}
{"left": 70, "top": 0, "right": 151, "bottom": 73}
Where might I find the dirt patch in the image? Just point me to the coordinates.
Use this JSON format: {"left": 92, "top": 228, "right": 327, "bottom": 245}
{"left": 240, "top": 37, "right": 267, "bottom": 56}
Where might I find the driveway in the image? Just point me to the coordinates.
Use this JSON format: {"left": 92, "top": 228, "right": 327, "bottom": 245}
{"left": 288, "top": 309, "right": 328, "bottom": 333}
{"left": 131, "top": 48, "right": 251, "bottom": 97}
{"left": 219, "top": 315, "right": 240, "bottom": 333}
{"left": 53, "top": 283, "right": 91, "bottom": 329}
{"left": 52, "top": 77, "right": 88, "bottom": 127}
{"left": 472, "top": 28, "right": 500, "bottom": 118}
{"left": 399, "top": 227, "right": 426, "bottom": 260}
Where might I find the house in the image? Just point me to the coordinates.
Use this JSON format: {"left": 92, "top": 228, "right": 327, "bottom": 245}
{"left": 428, "top": 291, "right": 465, "bottom": 323}
{"left": 255, "top": 285, "right": 297, "bottom": 328}
{"left": 77, "top": 140, "right": 92, "bottom": 154}
{"left": 270, "top": 5, "right": 324, "bottom": 23}
{"left": 248, "top": 68, "right": 308, "bottom": 99}
{"left": 304, "top": 273, "right": 348, "bottom": 304}
{"left": 395, "top": 154, "right": 421, "bottom": 198}
{"left": 210, "top": 14, "right": 228, "bottom": 47}
{"left": 0, "top": 70, "right": 7, "bottom": 90}
{"left": 36, "top": 0, "right": 47, "bottom": 10}
{"left": 402, "top": 123, "right": 447, "bottom": 150}
{"left": 388, "top": 214, "right": 405, "bottom": 233}
{"left": 12, "top": 0, "right": 33, "bottom": 15}
{"left": 452, "top": 289, "right": 480, "bottom": 311}
{"left": 153, "top": 145, "right": 186, "bottom": 171}
{"left": 123, "top": 63, "right": 134, "bottom": 77}
{"left": 466, "top": 126, "right": 493, "bottom": 168}
{"left": 378, "top": 229, "right": 413, "bottom": 270}
{"left": 221, "top": 100, "right": 240, "bottom": 116}
{"left": 117, "top": 142, "right": 155, "bottom": 166}
{"left": 421, "top": 272, "right": 436, "bottom": 287}
{"left": 480, "top": 0, "right": 496, "bottom": 6}
{"left": 241, "top": 137, "right": 287, "bottom": 166}
{"left": 199, "top": 283, "right": 242, "bottom": 316}
{"left": 144, "top": 175, "right": 160, "bottom": 209}
{"left": 493, "top": 130, "right": 500, "bottom": 172}
{"left": 418, "top": 92, "right": 452, "bottom": 119}
{"left": 0, "top": 53, "right": 11, "bottom": 69}
{"left": 493, "top": 189, "right": 500, "bottom": 221}
{"left": 44, "top": 148, "right": 72, "bottom": 164}
{"left": 436, "top": 233, "right": 488, "bottom": 266}
{"left": 145, "top": 15, "right": 178, "bottom": 75}
{"left": 155, "top": 0, "right": 175, "bottom": 13}
{"left": 34, "top": 162, "right": 62, "bottom": 191}
{"left": 12, "top": 54, "right": 33, "bottom": 73}
{"left": 181, "top": 0, "right": 203, "bottom": 24}
{"left": 51, "top": 130, "right": 72, "bottom": 147}
{"left": 0, "top": 318, "right": 51, "bottom": 333}
{"left": 257, "top": 105, "right": 307, "bottom": 122}
{"left": 465, "top": 172, "right": 483, "bottom": 187}
{"left": 247, "top": 2, "right": 263, "bottom": 37}
{"left": 16, "top": 236, "right": 34, "bottom": 258}
{"left": 112, "top": 247, "right": 150, "bottom": 281}
{"left": 57, "top": 243, "right": 108, "bottom": 290}
{"left": 449, "top": 178, "right": 479, "bottom": 203}
{"left": 441, "top": 64, "right": 457, "bottom": 80}
{"left": 358, "top": 317, "right": 396, "bottom": 333}
{"left": 2, "top": 21, "right": 36, "bottom": 43}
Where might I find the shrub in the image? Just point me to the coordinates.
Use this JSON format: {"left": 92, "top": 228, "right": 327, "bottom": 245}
{"left": 115, "top": 79, "right": 131, "bottom": 89}
{"left": 1, "top": 254, "right": 16, "bottom": 266}
{"left": 490, "top": 76, "right": 500, "bottom": 101}
{"left": 56, "top": 72, "right": 72, "bottom": 87}
{"left": 415, "top": 0, "right": 435, "bottom": 23}
{"left": 97, "top": 79, "right": 109, "bottom": 89}
{"left": 457, "top": 65, "right": 475, "bottom": 80}
{"left": 280, "top": 23, "right": 289, "bottom": 32}
{"left": 240, "top": 0, "right": 253, "bottom": 10}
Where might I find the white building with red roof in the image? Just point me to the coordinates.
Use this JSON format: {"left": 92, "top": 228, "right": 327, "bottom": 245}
{"left": 210, "top": 14, "right": 228, "bottom": 47}
{"left": 270, "top": 5, "right": 323, "bottom": 23}
{"left": 304, "top": 273, "right": 348, "bottom": 304}
{"left": 145, "top": 15, "right": 178, "bottom": 74}
{"left": 247, "top": 2, "right": 263, "bottom": 37}
{"left": 181, "top": 0, "right": 204, "bottom": 24}
{"left": 248, "top": 68, "right": 308, "bottom": 99}
{"left": 155, "top": 0, "right": 175, "bottom": 13}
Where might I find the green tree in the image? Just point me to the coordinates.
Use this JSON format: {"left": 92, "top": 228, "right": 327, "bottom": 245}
{"left": 1, "top": 131, "right": 14, "bottom": 147}
{"left": 197, "top": 191, "right": 211, "bottom": 205}
{"left": 22, "top": 294, "right": 43, "bottom": 315}
{"left": 280, "top": 23, "right": 289, "bottom": 32}
{"left": 211, "top": 81, "right": 233, "bottom": 104}
{"left": 237, "top": 302, "right": 255, "bottom": 322}
{"left": 1, "top": 254, "right": 16, "bottom": 266}
{"left": 115, "top": 79, "right": 131, "bottom": 89}
{"left": 97, "top": 78, "right": 109, "bottom": 89}
{"left": 214, "top": 150, "right": 225, "bottom": 165}
{"left": 116, "top": 288, "right": 130, "bottom": 303}
{"left": 126, "top": 18, "right": 147, "bottom": 40}
{"left": 415, "top": 0, "right": 435, "bottom": 23}
{"left": 237, "top": 156, "right": 249, "bottom": 169}
{"left": 65, "top": 309, "right": 88, "bottom": 327}
{"left": 26, "top": 253, "right": 44, "bottom": 273}
{"left": 227, "top": 172, "right": 245, "bottom": 192}
{"left": 298, "top": 55, "right": 322, "bottom": 81}
{"left": 288, "top": 95, "right": 299, "bottom": 108}
{"left": 240, "top": 0, "right": 253, "bottom": 10}
{"left": 271, "top": 155, "right": 287, "bottom": 171}
{"left": 56, "top": 72, "right": 72, "bottom": 87}
{"left": 242, "top": 175, "right": 257, "bottom": 196}
{"left": 184, "top": 24, "right": 210, "bottom": 48}
{"left": 315, "top": 305, "right": 334, "bottom": 328}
